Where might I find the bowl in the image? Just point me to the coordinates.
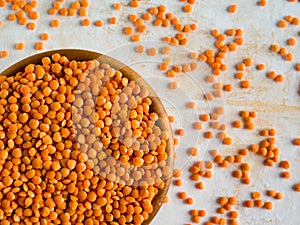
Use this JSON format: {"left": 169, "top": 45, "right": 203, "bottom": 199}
{"left": 0, "top": 49, "right": 174, "bottom": 225}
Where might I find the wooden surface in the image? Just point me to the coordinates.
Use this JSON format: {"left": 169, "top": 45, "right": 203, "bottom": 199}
{"left": 0, "top": 49, "right": 175, "bottom": 225}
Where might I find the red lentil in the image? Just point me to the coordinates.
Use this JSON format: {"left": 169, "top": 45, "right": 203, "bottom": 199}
{"left": 228, "top": 4, "right": 238, "bottom": 13}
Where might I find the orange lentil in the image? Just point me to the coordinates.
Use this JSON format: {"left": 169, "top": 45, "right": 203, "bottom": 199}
{"left": 153, "top": 19, "right": 162, "bottom": 26}
{"left": 279, "top": 160, "right": 290, "bottom": 169}
{"left": 48, "top": 7, "right": 56, "bottom": 15}
{"left": 225, "top": 155, "right": 235, "bottom": 164}
{"left": 260, "top": 129, "right": 269, "bottom": 136}
{"left": 235, "top": 155, "right": 243, "bottom": 163}
{"left": 8, "top": 13, "right": 17, "bottom": 21}
{"left": 211, "top": 216, "right": 220, "bottom": 224}
{"left": 193, "top": 122, "right": 203, "bottom": 130}
{"left": 188, "top": 147, "right": 198, "bottom": 157}
{"left": 211, "top": 29, "right": 220, "bottom": 37}
{"left": 95, "top": 20, "right": 103, "bottom": 27}
{"left": 186, "top": 101, "right": 196, "bottom": 109}
{"left": 244, "top": 58, "right": 253, "bottom": 67}
{"left": 251, "top": 192, "right": 261, "bottom": 200}
{"left": 195, "top": 182, "right": 205, "bottom": 190}
{"left": 124, "top": 26, "right": 134, "bottom": 35}
{"left": 185, "top": 197, "right": 194, "bottom": 205}
{"left": 18, "top": 17, "right": 28, "bottom": 25}
{"left": 254, "top": 199, "right": 264, "bottom": 208}
{"left": 228, "top": 211, "right": 238, "bottom": 219}
{"left": 204, "top": 93, "right": 214, "bottom": 101}
{"left": 1, "top": 50, "right": 9, "bottom": 58}
{"left": 142, "top": 12, "right": 152, "bottom": 21}
{"left": 40, "top": 33, "right": 49, "bottom": 41}
{"left": 25, "top": 9, "right": 36, "bottom": 19}
{"left": 131, "top": 34, "right": 141, "bottom": 42}
{"left": 269, "top": 128, "right": 276, "bottom": 136}
{"left": 291, "top": 17, "right": 300, "bottom": 26}
{"left": 240, "top": 80, "right": 251, "bottom": 88}
{"left": 147, "top": 47, "right": 157, "bottom": 56}
{"left": 15, "top": 42, "right": 25, "bottom": 50}
{"left": 53, "top": 1, "right": 61, "bottom": 10}
{"left": 228, "top": 4, "right": 238, "bottom": 13}
{"left": 264, "top": 159, "right": 275, "bottom": 167}
{"left": 216, "top": 207, "right": 226, "bottom": 214}
{"left": 161, "top": 46, "right": 171, "bottom": 55}
{"left": 222, "top": 137, "right": 232, "bottom": 145}
{"left": 35, "top": 42, "right": 44, "bottom": 51}
{"left": 109, "top": 17, "right": 117, "bottom": 24}
{"left": 204, "top": 131, "right": 213, "bottom": 139}
{"left": 163, "top": 196, "right": 169, "bottom": 203}
{"left": 274, "top": 192, "right": 283, "bottom": 200}
{"left": 266, "top": 190, "right": 276, "bottom": 197}
{"left": 256, "top": 63, "right": 265, "bottom": 70}
{"left": 162, "top": 36, "right": 171, "bottom": 43}
{"left": 79, "top": 7, "right": 88, "bottom": 17}
{"left": 200, "top": 114, "right": 210, "bottom": 122}
{"left": 240, "top": 110, "right": 249, "bottom": 118}
{"left": 166, "top": 70, "right": 176, "bottom": 78}
{"left": 236, "top": 63, "right": 245, "bottom": 71}
{"left": 190, "top": 23, "right": 197, "bottom": 30}
{"left": 130, "top": 0, "right": 139, "bottom": 8}
{"left": 217, "top": 197, "right": 228, "bottom": 206}
{"left": 258, "top": 0, "right": 267, "bottom": 6}
{"left": 176, "top": 129, "right": 184, "bottom": 136}
{"left": 183, "top": 4, "right": 193, "bottom": 13}
{"left": 177, "top": 192, "right": 187, "bottom": 199}
{"left": 50, "top": 19, "right": 60, "bottom": 27}
{"left": 293, "top": 183, "right": 300, "bottom": 192}
{"left": 274, "top": 75, "right": 284, "bottom": 83}
{"left": 59, "top": 8, "right": 68, "bottom": 16}
{"left": 286, "top": 15, "right": 294, "bottom": 21}
{"left": 243, "top": 200, "right": 254, "bottom": 208}
{"left": 148, "top": 7, "right": 158, "bottom": 15}
{"left": 168, "top": 115, "right": 175, "bottom": 123}
{"left": 228, "top": 42, "right": 238, "bottom": 52}
{"left": 113, "top": 3, "right": 122, "bottom": 10}
{"left": 279, "top": 47, "right": 288, "bottom": 56}
{"left": 263, "top": 202, "right": 273, "bottom": 210}
{"left": 81, "top": 18, "right": 90, "bottom": 26}
{"left": 169, "top": 81, "right": 178, "bottom": 90}
{"left": 204, "top": 170, "right": 213, "bottom": 179}
{"left": 232, "top": 120, "right": 243, "bottom": 128}
{"left": 236, "top": 28, "right": 244, "bottom": 36}
{"left": 173, "top": 169, "right": 182, "bottom": 178}
{"left": 226, "top": 28, "right": 236, "bottom": 36}
{"left": 270, "top": 44, "right": 280, "bottom": 52}
{"left": 0, "top": 0, "right": 5, "bottom": 7}
{"left": 278, "top": 20, "right": 288, "bottom": 28}
{"left": 157, "top": 5, "right": 167, "bottom": 12}
{"left": 135, "top": 45, "right": 145, "bottom": 54}
{"left": 26, "top": 22, "right": 36, "bottom": 30}
{"left": 223, "top": 84, "right": 233, "bottom": 92}
{"left": 239, "top": 148, "right": 248, "bottom": 156}
{"left": 267, "top": 71, "right": 276, "bottom": 79}
{"left": 280, "top": 171, "right": 291, "bottom": 179}
{"left": 173, "top": 179, "right": 182, "bottom": 186}
{"left": 235, "top": 38, "right": 244, "bottom": 46}
{"left": 240, "top": 163, "right": 251, "bottom": 171}
{"left": 293, "top": 138, "right": 300, "bottom": 146}
{"left": 287, "top": 37, "right": 297, "bottom": 46}
{"left": 228, "top": 197, "right": 238, "bottom": 205}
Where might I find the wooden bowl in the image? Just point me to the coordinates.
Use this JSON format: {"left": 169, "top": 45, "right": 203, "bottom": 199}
{"left": 0, "top": 49, "right": 174, "bottom": 225}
